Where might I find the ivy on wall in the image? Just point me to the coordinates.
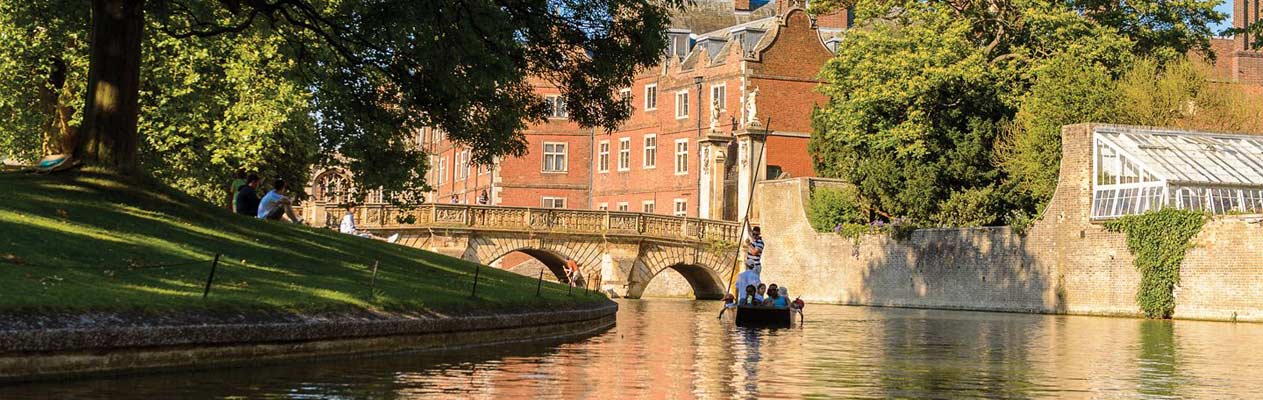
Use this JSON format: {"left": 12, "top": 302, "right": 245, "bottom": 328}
{"left": 1104, "top": 209, "right": 1207, "bottom": 319}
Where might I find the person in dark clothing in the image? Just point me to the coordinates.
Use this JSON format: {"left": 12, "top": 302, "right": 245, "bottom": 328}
{"left": 234, "top": 174, "right": 261, "bottom": 216}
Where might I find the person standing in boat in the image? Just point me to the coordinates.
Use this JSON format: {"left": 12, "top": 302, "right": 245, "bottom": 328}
{"left": 745, "top": 226, "right": 764, "bottom": 275}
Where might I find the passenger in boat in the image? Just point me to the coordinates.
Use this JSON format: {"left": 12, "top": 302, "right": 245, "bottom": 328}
{"left": 756, "top": 283, "right": 767, "bottom": 303}
{"left": 734, "top": 260, "right": 761, "bottom": 305}
{"left": 763, "top": 284, "right": 789, "bottom": 308}
{"left": 741, "top": 285, "right": 759, "bottom": 306}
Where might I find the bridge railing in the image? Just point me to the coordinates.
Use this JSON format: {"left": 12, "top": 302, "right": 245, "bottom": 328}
{"left": 308, "top": 202, "right": 742, "bottom": 244}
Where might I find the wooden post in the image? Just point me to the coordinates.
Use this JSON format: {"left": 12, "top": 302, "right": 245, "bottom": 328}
{"left": 471, "top": 264, "right": 481, "bottom": 298}
{"left": 536, "top": 269, "right": 544, "bottom": 297}
{"left": 202, "top": 253, "right": 221, "bottom": 299}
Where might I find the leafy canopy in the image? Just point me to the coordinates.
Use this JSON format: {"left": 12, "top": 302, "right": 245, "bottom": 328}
{"left": 2, "top": 0, "right": 681, "bottom": 203}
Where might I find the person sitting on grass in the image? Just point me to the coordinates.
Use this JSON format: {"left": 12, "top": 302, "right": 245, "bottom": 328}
{"left": 740, "top": 284, "right": 759, "bottom": 306}
{"left": 257, "top": 179, "right": 302, "bottom": 224}
{"left": 340, "top": 208, "right": 377, "bottom": 238}
{"left": 234, "top": 174, "right": 261, "bottom": 217}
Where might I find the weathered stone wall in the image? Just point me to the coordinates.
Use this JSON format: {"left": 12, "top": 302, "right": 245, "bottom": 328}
{"left": 759, "top": 124, "right": 1263, "bottom": 322}
{"left": 641, "top": 269, "right": 697, "bottom": 298}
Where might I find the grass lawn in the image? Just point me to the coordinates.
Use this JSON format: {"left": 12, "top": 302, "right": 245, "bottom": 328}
{"left": 0, "top": 170, "right": 606, "bottom": 314}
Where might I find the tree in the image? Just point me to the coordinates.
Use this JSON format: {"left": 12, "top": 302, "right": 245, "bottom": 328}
{"left": 7, "top": 0, "right": 680, "bottom": 198}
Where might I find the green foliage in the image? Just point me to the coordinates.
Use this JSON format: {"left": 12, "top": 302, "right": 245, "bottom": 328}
{"left": 1104, "top": 209, "right": 1206, "bottom": 319}
{"left": 807, "top": 186, "right": 865, "bottom": 233}
{"left": 933, "top": 185, "right": 1004, "bottom": 227}
{"left": 0, "top": 0, "right": 88, "bottom": 162}
{"left": 811, "top": 0, "right": 1131, "bottom": 226}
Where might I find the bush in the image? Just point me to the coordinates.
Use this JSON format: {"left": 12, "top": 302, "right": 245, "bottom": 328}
{"left": 807, "top": 186, "right": 865, "bottom": 233}
{"left": 933, "top": 185, "right": 1003, "bottom": 227}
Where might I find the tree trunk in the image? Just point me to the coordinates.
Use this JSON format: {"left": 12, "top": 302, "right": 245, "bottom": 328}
{"left": 76, "top": 0, "right": 144, "bottom": 172}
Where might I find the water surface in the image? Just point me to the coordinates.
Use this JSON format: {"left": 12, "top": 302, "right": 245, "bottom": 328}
{"left": 4, "top": 299, "right": 1262, "bottom": 399}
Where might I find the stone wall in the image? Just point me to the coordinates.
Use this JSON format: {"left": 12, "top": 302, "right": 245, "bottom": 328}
{"left": 758, "top": 124, "right": 1263, "bottom": 322}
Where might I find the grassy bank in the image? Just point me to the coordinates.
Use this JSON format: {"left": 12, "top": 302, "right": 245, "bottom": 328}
{"left": 0, "top": 171, "right": 605, "bottom": 314}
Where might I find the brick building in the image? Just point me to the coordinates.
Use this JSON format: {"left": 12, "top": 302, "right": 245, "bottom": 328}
{"left": 1209, "top": 0, "right": 1263, "bottom": 83}
{"left": 418, "top": 0, "right": 848, "bottom": 221}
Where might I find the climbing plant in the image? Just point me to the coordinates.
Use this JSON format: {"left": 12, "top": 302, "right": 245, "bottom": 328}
{"left": 1103, "top": 208, "right": 1206, "bottom": 319}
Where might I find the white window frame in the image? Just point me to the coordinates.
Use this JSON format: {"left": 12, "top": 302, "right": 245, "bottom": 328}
{"left": 644, "top": 84, "right": 658, "bottom": 111}
{"left": 546, "top": 95, "right": 568, "bottom": 119}
{"left": 541, "top": 197, "right": 566, "bottom": 209}
{"left": 711, "top": 83, "right": 726, "bottom": 112}
{"left": 618, "top": 137, "right": 631, "bottom": 172}
{"left": 598, "top": 202, "right": 609, "bottom": 211}
{"left": 617, "top": 202, "right": 629, "bottom": 212}
{"left": 673, "top": 198, "right": 687, "bottom": 217}
{"left": 543, "top": 142, "right": 568, "bottom": 173}
{"left": 675, "top": 90, "right": 689, "bottom": 119}
{"left": 455, "top": 150, "right": 470, "bottom": 181}
{"left": 619, "top": 88, "right": 632, "bottom": 108}
{"left": 597, "top": 140, "right": 610, "bottom": 173}
{"left": 643, "top": 134, "right": 657, "bottom": 169}
{"left": 438, "top": 155, "right": 448, "bottom": 185}
{"left": 674, "top": 138, "right": 689, "bottom": 175}
{"left": 642, "top": 200, "right": 655, "bottom": 214}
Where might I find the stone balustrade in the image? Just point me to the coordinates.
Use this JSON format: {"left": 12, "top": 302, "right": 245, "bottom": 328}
{"left": 306, "top": 203, "right": 742, "bottom": 245}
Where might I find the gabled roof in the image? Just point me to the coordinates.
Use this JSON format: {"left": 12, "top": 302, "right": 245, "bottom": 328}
{"left": 669, "top": 0, "right": 777, "bottom": 33}
{"left": 1097, "top": 127, "right": 1263, "bottom": 186}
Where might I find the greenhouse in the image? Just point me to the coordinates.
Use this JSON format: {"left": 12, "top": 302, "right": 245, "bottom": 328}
{"left": 1091, "top": 127, "right": 1263, "bottom": 219}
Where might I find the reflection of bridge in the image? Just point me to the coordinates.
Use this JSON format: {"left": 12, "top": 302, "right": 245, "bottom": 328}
{"left": 304, "top": 204, "right": 742, "bottom": 299}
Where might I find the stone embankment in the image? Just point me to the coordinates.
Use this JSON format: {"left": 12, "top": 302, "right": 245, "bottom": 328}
{"left": 0, "top": 301, "right": 616, "bottom": 382}
{"left": 758, "top": 124, "right": 1263, "bottom": 322}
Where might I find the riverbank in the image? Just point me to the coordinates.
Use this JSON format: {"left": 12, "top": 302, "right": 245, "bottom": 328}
{"left": 0, "top": 170, "right": 615, "bottom": 381}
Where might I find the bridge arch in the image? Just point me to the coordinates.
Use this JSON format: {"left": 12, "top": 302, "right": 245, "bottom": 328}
{"left": 462, "top": 234, "right": 605, "bottom": 287}
{"left": 635, "top": 263, "right": 727, "bottom": 300}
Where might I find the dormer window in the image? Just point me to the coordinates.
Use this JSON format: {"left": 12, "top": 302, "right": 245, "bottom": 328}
{"left": 666, "top": 29, "right": 692, "bottom": 59}
{"left": 546, "top": 95, "right": 567, "bottom": 119}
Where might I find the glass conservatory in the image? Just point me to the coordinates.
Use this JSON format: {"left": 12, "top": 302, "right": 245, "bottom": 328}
{"left": 1091, "top": 127, "right": 1263, "bottom": 219}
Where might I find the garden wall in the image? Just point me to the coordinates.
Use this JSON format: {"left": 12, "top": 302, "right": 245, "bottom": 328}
{"left": 758, "top": 124, "right": 1263, "bottom": 321}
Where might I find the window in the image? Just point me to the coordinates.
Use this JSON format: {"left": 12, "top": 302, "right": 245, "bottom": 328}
{"left": 675, "top": 90, "right": 689, "bottom": 119}
{"left": 455, "top": 150, "right": 470, "bottom": 181}
{"left": 644, "top": 84, "right": 658, "bottom": 110}
{"left": 642, "top": 201, "right": 655, "bottom": 213}
{"left": 618, "top": 137, "right": 631, "bottom": 171}
{"left": 543, "top": 142, "right": 568, "bottom": 172}
{"left": 673, "top": 199, "right": 687, "bottom": 217}
{"left": 619, "top": 88, "right": 632, "bottom": 108}
{"left": 546, "top": 95, "right": 568, "bottom": 119}
{"left": 617, "top": 202, "right": 629, "bottom": 212}
{"left": 643, "top": 134, "right": 657, "bottom": 168}
{"left": 542, "top": 197, "right": 566, "bottom": 209}
{"left": 597, "top": 140, "right": 610, "bottom": 173}
{"left": 438, "top": 156, "right": 448, "bottom": 185}
{"left": 674, "top": 139, "right": 689, "bottom": 175}
{"left": 598, "top": 203, "right": 609, "bottom": 211}
{"left": 711, "top": 83, "right": 726, "bottom": 112}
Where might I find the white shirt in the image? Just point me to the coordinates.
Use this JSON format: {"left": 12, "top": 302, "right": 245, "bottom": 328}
{"left": 340, "top": 214, "right": 356, "bottom": 234}
{"left": 734, "top": 269, "right": 761, "bottom": 306}
{"left": 256, "top": 190, "right": 289, "bottom": 219}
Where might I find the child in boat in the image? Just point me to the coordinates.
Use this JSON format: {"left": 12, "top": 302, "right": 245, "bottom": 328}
{"left": 741, "top": 285, "right": 759, "bottom": 306}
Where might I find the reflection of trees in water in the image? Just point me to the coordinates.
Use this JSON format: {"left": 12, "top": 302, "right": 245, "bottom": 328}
{"left": 1136, "top": 320, "right": 1182, "bottom": 398}
{"left": 877, "top": 311, "right": 1041, "bottom": 398}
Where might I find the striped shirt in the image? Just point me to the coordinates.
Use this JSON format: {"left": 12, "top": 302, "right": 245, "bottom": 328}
{"left": 746, "top": 236, "right": 764, "bottom": 273}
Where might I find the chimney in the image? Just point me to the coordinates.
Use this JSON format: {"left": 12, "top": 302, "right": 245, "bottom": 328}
{"left": 734, "top": 0, "right": 752, "bottom": 12}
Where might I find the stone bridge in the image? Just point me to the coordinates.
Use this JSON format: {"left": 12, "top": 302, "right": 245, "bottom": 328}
{"left": 304, "top": 204, "right": 743, "bottom": 299}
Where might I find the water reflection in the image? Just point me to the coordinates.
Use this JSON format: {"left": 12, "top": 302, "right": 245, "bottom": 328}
{"left": 3, "top": 299, "right": 1262, "bottom": 399}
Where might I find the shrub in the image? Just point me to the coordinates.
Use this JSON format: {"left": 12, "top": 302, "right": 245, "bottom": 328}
{"left": 807, "top": 186, "right": 865, "bottom": 233}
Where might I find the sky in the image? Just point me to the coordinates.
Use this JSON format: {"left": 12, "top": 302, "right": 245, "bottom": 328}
{"left": 1211, "top": 0, "right": 1235, "bottom": 36}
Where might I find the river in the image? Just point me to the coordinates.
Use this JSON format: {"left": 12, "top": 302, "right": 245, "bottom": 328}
{"left": 4, "top": 299, "right": 1263, "bottom": 399}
